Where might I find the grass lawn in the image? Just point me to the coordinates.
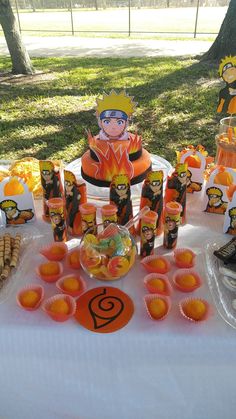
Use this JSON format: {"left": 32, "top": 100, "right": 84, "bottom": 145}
{"left": 2, "top": 7, "right": 227, "bottom": 36}
{"left": 0, "top": 55, "right": 222, "bottom": 165}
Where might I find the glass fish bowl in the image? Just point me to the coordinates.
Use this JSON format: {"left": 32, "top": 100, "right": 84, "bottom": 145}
{"left": 216, "top": 116, "right": 236, "bottom": 168}
{"left": 79, "top": 223, "right": 137, "bottom": 281}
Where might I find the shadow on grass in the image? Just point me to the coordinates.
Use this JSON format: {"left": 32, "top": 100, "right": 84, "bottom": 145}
{"left": 0, "top": 56, "right": 220, "bottom": 162}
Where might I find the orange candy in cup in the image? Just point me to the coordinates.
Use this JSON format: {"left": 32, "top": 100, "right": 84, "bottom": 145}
{"left": 144, "top": 294, "right": 171, "bottom": 320}
{"left": 174, "top": 248, "right": 196, "bottom": 268}
{"left": 36, "top": 261, "right": 63, "bottom": 283}
{"left": 40, "top": 242, "right": 68, "bottom": 261}
{"left": 180, "top": 298, "right": 209, "bottom": 322}
{"left": 144, "top": 273, "right": 172, "bottom": 296}
{"left": 50, "top": 299, "right": 70, "bottom": 315}
{"left": 173, "top": 269, "right": 202, "bottom": 292}
{"left": 141, "top": 255, "right": 170, "bottom": 274}
{"left": 67, "top": 249, "right": 81, "bottom": 269}
{"left": 42, "top": 294, "right": 76, "bottom": 322}
{"left": 16, "top": 285, "right": 44, "bottom": 311}
{"left": 56, "top": 274, "right": 86, "bottom": 297}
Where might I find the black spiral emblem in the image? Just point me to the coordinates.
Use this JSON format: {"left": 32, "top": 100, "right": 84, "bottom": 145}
{"left": 88, "top": 288, "right": 124, "bottom": 330}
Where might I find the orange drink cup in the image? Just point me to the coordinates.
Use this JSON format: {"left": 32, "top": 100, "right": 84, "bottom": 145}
{"left": 80, "top": 203, "right": 97, "bottom": 235}
{"left": 163, "top": 201, "right": 182, "bottom": 250}
{"left": 101, "top": 204, "right": 118, "bottom": 228}
{"left": 140, "top": 210, "right": 158, "bottom": 257}
{"left": 47, "top": 197, "right": 68, "bottom": 242}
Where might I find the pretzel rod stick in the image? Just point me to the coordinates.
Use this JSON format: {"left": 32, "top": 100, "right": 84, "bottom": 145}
{"left": 1, "top": 265, "right": 11, "bottom": 281}
{"left": 10, "top": 234, "right": 22, "bottom": 268}
{"left": 4, "top": 234, "right": 11, "bottom": 264}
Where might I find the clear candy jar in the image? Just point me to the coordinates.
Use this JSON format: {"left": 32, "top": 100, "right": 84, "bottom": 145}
{"left": 79, "top": 223, "right": 137, "bottom": 281}
{"left": 215, "top": 116, "right": 236, "bottom": 168}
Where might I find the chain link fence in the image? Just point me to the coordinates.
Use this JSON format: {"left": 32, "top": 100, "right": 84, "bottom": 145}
{"left": 9, "top": 0, "right": 229, "bottom": 37}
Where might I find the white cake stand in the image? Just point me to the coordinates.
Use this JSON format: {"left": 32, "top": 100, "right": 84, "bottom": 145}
{"left": 65, "top": 154, "right": 172, "bottom": 207}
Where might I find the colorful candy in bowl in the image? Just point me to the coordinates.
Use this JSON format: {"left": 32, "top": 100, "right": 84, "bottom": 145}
{"left": 79, "top": 223, "right": 137, "bottom": 281}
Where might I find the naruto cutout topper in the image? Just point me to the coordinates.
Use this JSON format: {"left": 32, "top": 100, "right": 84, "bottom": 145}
{"left": 96, "top": 90, "right": 136, "bottom": 141}
{"left": 178, "top": 147, "right": 208, "bottom": 194}
{"left": 64, "top": 170, "right": 87, "bottom": 236}
{"left": 217, "top": 56, "right": 236, "bottom": 115}
{"left": 0, "top": 177, "right": 35, "bottom": 227}
{"left": 202, "top": 166, "right": 236, "bottom": 215}
{"left": 39, "top": 160, "right": 63, "bottom": 220}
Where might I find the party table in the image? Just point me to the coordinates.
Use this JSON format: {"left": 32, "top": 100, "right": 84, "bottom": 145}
{"left": 0, "top": 193, "right": 235, "bottom": 419}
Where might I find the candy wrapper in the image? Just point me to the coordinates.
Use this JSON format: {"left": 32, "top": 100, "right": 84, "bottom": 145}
{"left": 202, "top": 166, "right": 236, "bottom": 215}
{"left": 164, "top": 163, "right": 187, "bottom": 223}
{"left": 139, "top": 170, "right": 163, "bottom": 235}
{"left": 0, "top": 177, "right": 35, "bottom": 227}
{"left": 79, "top": 203, "right": 97, "bottom": 235}
{"left": 39, "top": 160, "right": 63, "bottom": 220}
{"left": 64, "top": 170, "right": 87, "bottom": 236}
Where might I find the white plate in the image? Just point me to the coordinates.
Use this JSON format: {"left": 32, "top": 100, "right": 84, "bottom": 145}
{"left": 205, "top": 237, "right": 236, "bottom": 329}
{"left": 66, "top": 153, "right": 172, "bottom": 206}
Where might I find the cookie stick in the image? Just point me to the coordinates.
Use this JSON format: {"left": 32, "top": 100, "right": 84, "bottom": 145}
{"left": 10, "top": 234, "right": 21, "bottom": 268}
{"left": 0, "top": 265, "right": 11, "bottom": 281}
{"left": 4, "top": 234, "right": 11, "bottom": 264}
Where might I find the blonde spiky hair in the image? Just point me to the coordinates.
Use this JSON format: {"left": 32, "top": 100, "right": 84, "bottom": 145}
{"left": 0, "top": 199, "right": 17, "bottom": 210}
{"left": 146, "top": 171, "right": 163, "bottom": 183}
{"left": 64, "top": 170, "right": 76, "bottom": 184}
{"left": 96, "top": 90, "right": 136, "bottom": 118}
{"left": 112, "top": 173, "right": 130, "bottom": 187}
{"left": 176, "top": 163, "right": 187, "bottom": 175}
{"left": 39, "top": 160, "right": 54, "bottom": 172}
{"left": 219, "top": 55, "right": 236, "bottom": 77}
{"left": 206, "top": 187, "right": 222, "bottom": 197}
{"left": 229, "top": 207, "right": 236, "bottom": 217}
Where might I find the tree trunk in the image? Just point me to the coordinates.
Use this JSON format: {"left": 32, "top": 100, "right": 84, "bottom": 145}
{"left": 201, "top": 0, "right": 236, "bottom": 62}
{"left": 94, "top": 0, "right": 98, "bottom": 10}
{"left": 0, "top": 0, "right": 34, "bottom": 75}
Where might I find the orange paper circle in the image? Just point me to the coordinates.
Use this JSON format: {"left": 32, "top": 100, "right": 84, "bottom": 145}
{"left": 74, "top": 286, "right": 134, "bottom": 333}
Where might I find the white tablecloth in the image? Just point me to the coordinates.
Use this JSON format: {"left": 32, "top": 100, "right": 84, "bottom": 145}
{"left": 0, "top": 194, "right": 235, "bottom": 419}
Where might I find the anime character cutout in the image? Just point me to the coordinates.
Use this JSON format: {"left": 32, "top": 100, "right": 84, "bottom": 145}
{"left": 186, "top": 169, "right": 202, "bottom": 193}
{"left": 0, "top": 199, "right": 34, "bottom": 225}
{"left": 64, "top": 170, "right": 86, "bottom": 235}
{"left": 166, "top": 163, "right": 187, "bottom": 219}
{"left": 140, "top": 171, "right": 163, "bottom": 232}
{"left": 140, "top": 225, "right": 155, "bottom": 257}
{"left": 205, "top": 187, "right": 228, "bottom": 214}
{"left": 110, "top": 174, "right": 133, "bottom": 226}
{"left": 39, "top": 161, "right": 62, "bottom": 217}
{"left": 50, "top": 210, "right": 67, "bottom": 242}
{"left": 227, "top": 207, "right": 236, "bottom": 235}
{"left": 163, "top": 214, "right": 179, "bottom": 250}
{"left": 217, "top": 55, "right": 236, "bottom": 115}
{"left": 96, "top": 91, "right": 136, "bottom": 141}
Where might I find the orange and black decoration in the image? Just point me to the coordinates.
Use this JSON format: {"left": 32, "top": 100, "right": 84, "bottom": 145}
{"left": 74, "top": 286, "right": 134, "bottom": 333}
{"left": 217, "top": 56, "right": 236, "bottom": 115}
